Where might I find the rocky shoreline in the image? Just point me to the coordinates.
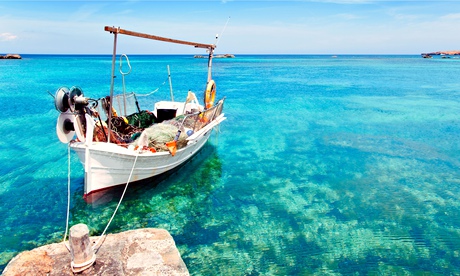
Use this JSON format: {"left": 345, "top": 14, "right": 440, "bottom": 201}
{"left": 421, "top": 50, "right": 460, "bottom": 57}
{"left": 2, "top": 228, "right": 189, "bottom": 275}
{"left": 0, "top": 54, "right": 22, "bottom": 59}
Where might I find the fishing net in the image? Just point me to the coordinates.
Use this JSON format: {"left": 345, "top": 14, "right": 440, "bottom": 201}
{"left": 94, "top": 93, "right": 142, "bottom": 121}
{"left": 162, "top": 115, "right": 204, "bottom": 130}
{"left": 126, "top": 110, "right": 157, "bottom": 128}
{"left": 92, "top": 117, "right": 143, "bottom": 144}
{"left": 90, "top": 92, "right": 225, "bottom": 151}
{"left": 90, "top": 94, "right": 157, "bottom": 144}
{"left": 131, "top": 123, "right": 188, "bottom": 152}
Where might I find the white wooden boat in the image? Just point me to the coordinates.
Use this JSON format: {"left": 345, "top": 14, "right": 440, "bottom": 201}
{"left": 53, "top": 26, "right": 226, "bottom": 198}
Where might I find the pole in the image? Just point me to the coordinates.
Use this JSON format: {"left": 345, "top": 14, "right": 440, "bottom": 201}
{"left": 207, "top": 48, "right": 214, "bottom": 82}
{"left": 107, "top": 27, "right": 118, "bottom": 143}
{"left": 167, "top": 65, "right": 174, "bottom": 101}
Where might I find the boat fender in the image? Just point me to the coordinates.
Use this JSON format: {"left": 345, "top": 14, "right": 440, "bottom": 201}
{"left": 54, "top": 87, "right": 70, "bottom": 112}
{"left": 204, "top": 80, "right": 216, "bottom": 109}
{"left": 56, "top": 111, "right": 76, "bottom": 143}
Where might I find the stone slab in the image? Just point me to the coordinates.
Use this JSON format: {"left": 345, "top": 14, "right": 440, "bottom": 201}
{"left": 2, "top": 228, "right": 189, "bottom": 276}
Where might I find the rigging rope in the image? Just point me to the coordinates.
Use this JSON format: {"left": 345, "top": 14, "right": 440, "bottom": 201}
{"left": 215, "top": 16, "right": 231, "bottom": 47}
{"left": 92, "top": 77, "right": 168, "bottom": 106}
{"left": 134, "top": 78, "right": 168, "bottom": 97}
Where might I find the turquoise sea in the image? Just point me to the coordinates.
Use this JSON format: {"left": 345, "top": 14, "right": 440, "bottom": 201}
{"left": 1, "top": 54, "right": 460, "bottom": 275}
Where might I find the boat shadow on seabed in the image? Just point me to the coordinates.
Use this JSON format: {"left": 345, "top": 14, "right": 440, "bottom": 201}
{"left": 81, "top": 142, "right": 220, "bottom": 206}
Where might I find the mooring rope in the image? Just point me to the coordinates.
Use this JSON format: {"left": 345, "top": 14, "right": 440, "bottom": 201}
{"left": 62, "top": 142, "right": 140, "bottom": 254}
{"left": 92, "top": 149, "right": 141, "bottom": 253}
{"left": 63, "top": 144, "right": 72, "bottom": 252}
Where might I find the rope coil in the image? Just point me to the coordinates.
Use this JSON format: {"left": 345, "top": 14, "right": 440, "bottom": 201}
{"left": 71, "top": 254, "right": 97, "bottom": 273}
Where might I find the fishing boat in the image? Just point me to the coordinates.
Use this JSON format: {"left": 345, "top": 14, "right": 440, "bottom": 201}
{"left": 53, "top": 26, "right": 226, "bottom": 198}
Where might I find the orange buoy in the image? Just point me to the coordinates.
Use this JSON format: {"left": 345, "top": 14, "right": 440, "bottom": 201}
{"left": 204, "top": 80, "right": 216, "bottom": 109}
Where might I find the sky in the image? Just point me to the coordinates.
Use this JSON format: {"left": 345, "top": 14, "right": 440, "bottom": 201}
{"left": 1, "top": 0, "right": 460, "bottom": 55}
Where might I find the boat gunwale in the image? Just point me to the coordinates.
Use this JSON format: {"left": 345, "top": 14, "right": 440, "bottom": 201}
{"left": 70, "top": 135, "right": 205, "bottom": 157}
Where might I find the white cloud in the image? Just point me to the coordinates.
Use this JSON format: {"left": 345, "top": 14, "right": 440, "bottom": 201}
{"left": 0, "top": 32, "right": 17, "bottom": 41}
{"left": 440, "top": 13, "right": 460, "bottom": 20}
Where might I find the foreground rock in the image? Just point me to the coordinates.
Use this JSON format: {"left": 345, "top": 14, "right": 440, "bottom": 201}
{"left": 0, "top": 54, "right": 21, "bottom": 59}
{"left": 2, "top": 228, "right": 189, "bottom": 275}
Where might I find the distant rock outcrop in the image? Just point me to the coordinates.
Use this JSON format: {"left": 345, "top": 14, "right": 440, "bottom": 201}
{"left": 0, "top": 54, "right": 22, "bottom": 59}
{"left": 2, "top": 228, "right": 189, "bottom": 275}
{"left": 421, "top": 50, "right": 460, "bottom": 57}
{"left": 194, "top": 54, "right": 235, "bottom": 58}
{"left": 215, "top": 54, "right": 235, "bottom": 58}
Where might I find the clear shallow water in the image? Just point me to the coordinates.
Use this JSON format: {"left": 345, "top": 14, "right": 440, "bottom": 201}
{"left": 1, "top": 54, "right": 460, "bottom": 275}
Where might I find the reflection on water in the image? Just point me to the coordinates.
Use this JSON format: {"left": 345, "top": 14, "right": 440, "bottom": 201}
{"left": 68, "top": 142, "right": 221, "bottom": 231}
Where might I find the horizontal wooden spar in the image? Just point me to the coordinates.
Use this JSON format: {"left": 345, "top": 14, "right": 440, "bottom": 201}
{"left": 104, "top": 26, "right": 215, "bottom": 50}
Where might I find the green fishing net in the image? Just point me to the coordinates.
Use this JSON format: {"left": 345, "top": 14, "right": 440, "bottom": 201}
{"left": 126, "top": 110, "right": 157, "bottom": 128}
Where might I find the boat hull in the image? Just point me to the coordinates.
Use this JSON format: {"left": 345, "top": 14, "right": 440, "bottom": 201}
{"left": 71, "top": 128, "right": 213, "bottom": 196}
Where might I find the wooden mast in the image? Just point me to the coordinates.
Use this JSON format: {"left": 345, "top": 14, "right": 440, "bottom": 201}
{"left": 104, "top": 26, "right": 215, "bottom": 50}
{"left": 105, "top": 25, "right": 216, "bottom": 108}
